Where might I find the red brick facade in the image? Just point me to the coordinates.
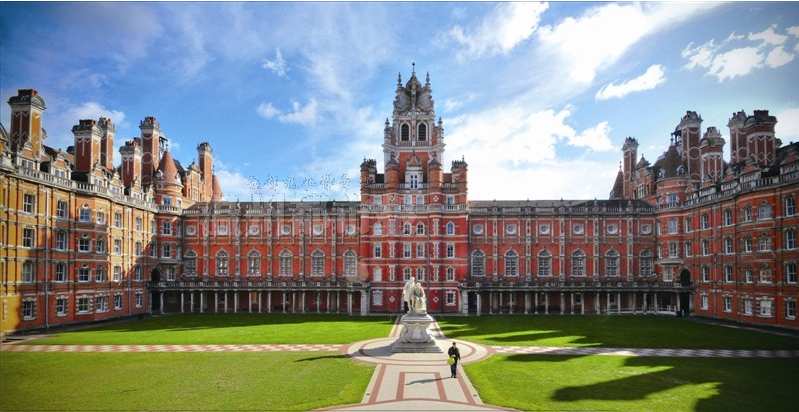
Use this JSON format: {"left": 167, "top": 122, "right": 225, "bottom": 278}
{"left": 2, "top": 71, "right": 798, "bottom": 335}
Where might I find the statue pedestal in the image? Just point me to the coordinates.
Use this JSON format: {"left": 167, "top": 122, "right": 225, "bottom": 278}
{"left": 391, "top": 312, "right": 442, "bottom": 353}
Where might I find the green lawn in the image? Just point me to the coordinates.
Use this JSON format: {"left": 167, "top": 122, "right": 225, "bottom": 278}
{"left": 28, "top": 313, "right": 396, "bottom": 345}
{"left": 464, "top": 354, "right": 799, "bottom": 411}
{"left": 438, "top": 315, "right": 799, "bottom": 349}
{"left": 0, "top": 352, "right": 373, "bottom": 411}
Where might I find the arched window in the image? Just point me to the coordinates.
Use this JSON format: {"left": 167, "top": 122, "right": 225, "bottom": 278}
{"left": 404, "top": 222, "right": 412, "bottom": 235}
{"left": 247, "top": 250, "right": 261, "bottom": 275}
{"left": 472, "top": 250, "right": 485, "bottom": 276}
{"left": 184, "top": 251, "right": 197, "bottom": 275}
{"left": 572, "top": 250, "right": 585, "bottom": 277}
{"left": 446, "top": 267, "right": 455, "bottom": 281}
{"left": 605, "top": 250, "right": 619, "bottom": 277}
{"left": 373, "top": 267, "right": 382, "bottom": 282}
{"left": 505, "top": 250, "right": 518, "bottom": 276}
{"left": 446, "top": 222, "right": 455, "bottom": 235}
{"left": 639, "top": 250, "right": 652, "bottom": 276}
{"left": 279, "top": 250, "right": 293, "bottom": 276}
{"left": 416, "top": 222, "right": 425, "bottom": 235}
{"left": 416, "top": 267, "right": 425, "bottom": 281}
{"left": 343, "top": 249, "right": 357, "bottom": 277}
{"left": 374, "top": 222, "right": 382, "bottom": 235}
{"left": 401, "top": 124, "right": 410, "bottom": 141}
{"left": 216, "top": 250, "right": 229, "bottom": 276}
{"left": 418, "top": 123, "right": 427, "bottom": 141}
{"left": 311, "top": 250, "right": 324, "bottom": 276}
{"left": 403, "top": 267, "right": 412, "bottom": 281}
{"left": 538, "top": 249, "right": 552, "bottom": 277}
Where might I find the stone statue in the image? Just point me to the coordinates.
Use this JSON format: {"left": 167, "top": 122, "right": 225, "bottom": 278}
{"left": 402, "top": 277, "right": 416, "bottom": 312}
{"left": 412, "top": 280, "right": 426, "bottom": 313}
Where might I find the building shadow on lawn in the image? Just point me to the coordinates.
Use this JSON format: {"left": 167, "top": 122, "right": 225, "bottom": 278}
{"left": 549, "top": 356, "right": 797, "bottom": 411}
{"left": 295, "top": 354, "right": 348, "bottom": 362}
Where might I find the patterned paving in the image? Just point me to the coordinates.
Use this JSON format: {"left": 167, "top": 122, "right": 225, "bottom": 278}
{"left": 491, "top": 345, "right": 799, "bottom": 358}
{"left": 0, "top": 343, "right": 342, "bottom": 353}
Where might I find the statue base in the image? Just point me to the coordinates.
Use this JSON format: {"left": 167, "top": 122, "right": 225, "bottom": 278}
{"left": 391, "top": 312, "right": 442, "bottom": 353}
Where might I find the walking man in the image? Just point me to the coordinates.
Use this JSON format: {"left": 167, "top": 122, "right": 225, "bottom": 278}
{"left": 447, "top": 342, "right": 461, "bottom": 378}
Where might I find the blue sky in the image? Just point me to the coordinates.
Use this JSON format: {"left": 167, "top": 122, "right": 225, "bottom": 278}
{"left": 1, "top": 2, "right": 798, "bottom": 202}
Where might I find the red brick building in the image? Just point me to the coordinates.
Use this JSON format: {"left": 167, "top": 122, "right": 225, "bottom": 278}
{"left": 2, "top": 69, "right": 797, "bottom": 335}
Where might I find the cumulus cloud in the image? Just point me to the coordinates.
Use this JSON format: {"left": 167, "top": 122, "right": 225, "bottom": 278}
{"left": 448, "top": 2, "right": 548, "bottom": 60}
{"left": 538, "top": 2, "right": 718, "bottom": 83}
{"left": 262, "top": 48, "right": 289, "bottom": 77}
{"left": 255, "top": 99, "right": 320, "bottom": 127}
{"left": 595, "top": 65, "right": 666, "bottom": 100}
{"left": 45, "top": 101, "right": 127, "bottom": 147}
{"left": 256, "top": 102, "right": 279, "bottom": 119}
{"left": 749, "top": 24, "right": 789, "bottom": 45}
{"left": 682, "top": 23, "right": 798, "bottom": 82}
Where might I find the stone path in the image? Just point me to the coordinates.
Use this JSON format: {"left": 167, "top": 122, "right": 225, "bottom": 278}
{"left": 2, "top": 320, "right": 798, "bottom": 411}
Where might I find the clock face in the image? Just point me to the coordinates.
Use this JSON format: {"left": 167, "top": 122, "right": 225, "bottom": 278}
{"left": 641, "top": 224, "right": 652, "bottom": 234}
{"left": 506, "top": 224, "right": 517, "bottom": 235}
{"left": 281, "top": 225, "right": 291, "bottom": 235}
{"left": 346, "top": 225, "right": 356, "bottom": 235}
{"left": 473, "top": 224, "right": 484, "bottom": 235}
{"left": 186, "top": 225, "right": 197, "bottom": 235}
{"left": 313, "top": 225, "right": 323, "bottom": 235}
{"left": 539, "top": 224, "right": 550, "bottom": 235}
{"left": 573, "top": 224, "right": 584, "bottom": 235}
{"left": 249, "top": 225, "right": 260, "bottom": 235}
{"left": 607, "top": 224, "right": 618, "bottom": 234}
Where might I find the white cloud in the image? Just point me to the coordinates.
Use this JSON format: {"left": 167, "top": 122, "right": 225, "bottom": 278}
{"left": 262, "top": 48, "right": 289, "bottom": 77}
{"left": 682, "top": 24, "right": 798, "bottom": 82}
{"left": 256, "top": 102, "right": 279, "bottom": 119}
{"left": 708, "top": 47, "right": 763, "bottom": 81}
{"left": 775, "top": 107, "right": 799, "bottom": 141}
{"left": 595, "top": 65, "right": 666, "bottom": 100}
{"left": 766, "top": 46, "right": 795, "bottom": 68}
{"left": 567, "top": 121, "right": 614, "bottom": 152}
{"left": 788, "top": 26, "right": 799, "bottom": 37}
{"left": 46, "top": 101, "right": 127, "bottom": 147}
{"left": 279, "top": 99, "right": 319, "bottom": 126}
{"left": 538, "top": 2, "right": 718, "bottom": 83}
{"left": 448, "top": 2, "right": 548, "bottom": 60}
{"left": 749, "top": 24, "right": 789, "bottom": 45}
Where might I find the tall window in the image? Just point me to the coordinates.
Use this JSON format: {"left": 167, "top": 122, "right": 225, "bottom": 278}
{"left": 95, "top": 265, "right": 106, "bottom": 282}
{"left": 79, "top": 207, "right": 91, "bottom": 222}
{"left": 668, "top": 242, "right": 679, "bottom": 258}
{"left": 113, "top": 266, "right": 122, "bottom": 282}
{"left": 505, "top": 250, "right": 518, "bottom": 276}
{"left": 701, "top": 214, "right": 710, "bottom": 229}
{"left": 78, "top": 266, "right": 90, "bottom": 282}
{"left": 743, "top": 236, "right": 753, "bottom": 253}
{"left": 416, "top": 243, "right": 425, "bottom": 258}
{"left": 55, "top": 262, "right": 67, "bottom": 282}
{"left": 572, "top": 250, "right": 585, "bottom": 276}
{"left": 759, "top": 300, "right": 772, "bottom": 316}
{"left": 416, "top": 267, "right": 425, "bottom": 281}
{"left": 446, "top": 243, "right": 455, "bottom": 258}
{"left": 684, "top": 241, "right": 692, "bottom": 257}
{"left": 162, "top": 221, "right": 171, "bottom": 235}
{"left": 248, "top": 251, "right": 261, "bottom": 275}
{"left": 723, "top": 237, "right": 733, "bottom": 254}
{"left": 786, "top": 229, "right": 797, "bottom": 250}
{"left": 667, "top": 218, "right": 678, "bottom": 234}
{"left": 23, "top": 193, "right": 35, "bottom": 214}
{"left": 605, "top": 250, "right": 619, "bottom": 277}
{"left": 759, "top": 268, "right": 772, "bottom": 283}
{"left": 403, "top": 243, "right": 412, "bottom": 258}
{"left": 56, "top": 231, "right": 67, "bottom": 250}
{"left": 373, "top": 243, "right": 382, "bottom": 258}
{"left": 403, "top": 267, "right": 412, "bottom": 281}
{"left": 216, "top": 250, "right": 229, "bottom": 276}
{"left": 786, "top": 301, "right": 797, "bottom": 319}
{"left": 22, "top": 228, "right": 34, "bottom": 248}
{"left": 77, "top": 297, "right": 90, "bottom": 313}
{"left": 373, "top": 222, "right": 382, "bottom": 235}
{"left": 344, "top": 250, "right": 356, "bottom": 276}
{"left": 311, "top": 250, "right": 324, "bottom": 276}
{"left": 22, "top": 300, "right": 36, "bottom": 319}
{"left": 538, "top": 249, "right": 552, "bottom": 277}
{"left": 786, "top": 197, "right": 797, "bottom": 216}
{"left": 446, "top": 222, "right": 455, "bottom": 235}
{"left": 22, "top": 262, "right": 34, "bottom": 282}
{"left": 743, "top": 205, "right": 752, "bottom": 222}
{"left": 723, "top": 296, "right": 732, "bottom": 312}
{"left": 416, "top": 222, "right": 425, "bottom": 235}
{"left": 417, "top": 123, "right": 427, "bottom": 141}
{"left": 724, "top": 265, "right": 733, "bottom": 283}
{"left": 757, "top": 203, "right": 772, "bottom": 220}
{"left": 758, "top": 235, "right": 772, "bottom": 252}
{"left": 401, "top": 124, "right": 409, "bottom": 141}
{"left": 56, "top": 200, "right": 68, "bottom": 219}
{"left": 701, "top": 266, "right": 710, "bottom": 282}
{"left": 184, "top": 251, "right": 197, "bottom": 274}
{"left": 471, "top": 250, "right": 485, "bottom": 276}
{"left": 786, "top": 263, "right": 797, "bottom": 284}
{"left": 640, "top": 251, "right": 652, "bottom": 277}
{"left": 279, "top": 250, "right": 292, "bottom": 276}
{"left": 446, "top": 267, "right": 455, "bottom": 281}
{"left": 114, "top": 213, "right": 122, "bottom": 228}
{"left": 56, "top": 298, "right": 68, "bottom": 316}
{"left": 723, "top": 209, "right": 733, "bottom": 226}
{"left": 701, "top": 239, "right": 710, "bottom": 256}
{"left": 403, "top": 223, "right": 412, "bottom": 235}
